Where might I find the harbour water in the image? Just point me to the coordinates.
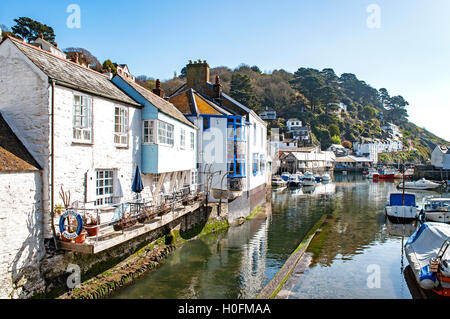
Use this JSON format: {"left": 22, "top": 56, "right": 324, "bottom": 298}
{"left": 112, "top": 174, "right": 449, "bottom": 299}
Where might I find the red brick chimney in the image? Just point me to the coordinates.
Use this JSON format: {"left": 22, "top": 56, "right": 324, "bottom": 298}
{"left": 153, "top": 79, "right": 165, "bottom": 98}
{"left": 213, "top": 75, "right": 222, "bottom": 99}
{"left": 186, "top": 60, "right": 210, "bottom": 93}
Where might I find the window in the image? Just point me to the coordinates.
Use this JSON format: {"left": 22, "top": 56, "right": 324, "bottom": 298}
{"left": 190, "top": 132, "right": 195, "bottom": 150}
{"left": 228, "top": 154, "right": 246, "bottom": 178}
{"left": 143, "top": 120, "right": 155, "bottom": 144}
{"left": 73, "top": 94, "right": 93, "bottom": 143}
{"left": 114, "top": 106, "right": 129, "bottom": 146}
{"left": 227, "top": 117, "right": 245, "bottom": 142}
{"left": 260, "top": 154, "right": 265, "bottom": 173}
{"left": 158, "top": 121, "right": 174, "bottom": 146}
{"left": 180, "top": 128, "right": 186, "bottom": 149}
{"left": 95, "top": 170, "right": 114, "bottom": 206}
{"left": 253, "top": 153, "right": 259, "bottom": 176}
{"left": 203, "top": 117, "right": 210, "bottom": 131}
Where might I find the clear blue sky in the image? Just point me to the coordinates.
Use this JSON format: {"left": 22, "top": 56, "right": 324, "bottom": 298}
{"left": 1, "top": 0, "right": 449, "bottom": 141}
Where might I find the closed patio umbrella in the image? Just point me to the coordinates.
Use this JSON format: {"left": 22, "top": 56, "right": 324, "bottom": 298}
{"left": 132, "top": 165, "right": 144, "bottom": 196}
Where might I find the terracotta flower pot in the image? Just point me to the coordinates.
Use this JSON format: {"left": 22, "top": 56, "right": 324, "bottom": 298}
{"left": 75, "top": 232, "right": 87, "bottom": 244}
{"left": 61, "top": 235, "right": 74, "bottom": 243}
{"left": 86, "top": 225, "right": 99, "bottom": 237}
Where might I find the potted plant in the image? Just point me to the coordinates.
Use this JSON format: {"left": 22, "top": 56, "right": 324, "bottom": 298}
{"left": 75, "top": 230, "right": 87, "bottom": 244}
{"left": 84, "top": 213, "right": 100, "bottom": 237}
{"left": 55, "top": 204, "right": 65, "bottom": 216}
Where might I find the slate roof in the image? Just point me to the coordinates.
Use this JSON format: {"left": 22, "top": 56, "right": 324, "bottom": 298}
{"left": 117, "top": 76, "right": 196, "bottom": 128}
{"left": 0, "top": 113, "right": 41, "bottom": 172}
{"left": 169, "top": 89, "right": 232, "bottom": 117}
{"left": 6, "top": 36, "right": 140, "bottom": 107}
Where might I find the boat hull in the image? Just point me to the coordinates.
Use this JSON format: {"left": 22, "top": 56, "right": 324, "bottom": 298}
{"left": 385, "top": 206, "right": 418, "bottom": 221}
{"left": 424, "top": 211, "right": 450, "bottom": 223}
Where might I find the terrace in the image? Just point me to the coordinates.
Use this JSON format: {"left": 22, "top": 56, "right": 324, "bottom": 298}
{"left": 56, "top": 186, "right": 205, "bottom": 254}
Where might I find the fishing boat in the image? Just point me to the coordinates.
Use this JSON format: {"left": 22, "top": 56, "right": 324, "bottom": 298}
{"left": 421, "top": 198, "right": 450, "bottom": 223}
{"left": 314, "top": 175, "right": 322, "bottom": 183}
{"left": 281, "top": 172, "right": 290, "bottom": 182}
{"left": 271, "top": 176, "right": 287, "bottom": 188}
{"left": 405, "top": 222, "right": 450, "bottom": 297}
{"left": 302, "top": 172, "right": 316, "bottom": 187}
{"left": 376, "top": 168, "right": 396, "bottom": 180}
{"left": 321, "top": 173, "right": 331, "bottom": 182}
{"left": 287, "top": 174, "right": 301, "bottom": 188}
{"left": 365, "top": 168, "right": 378, "bottom": 179}
{"left": 385, "top": 193, "right": 418, "bottom": 222}
{"left": 397, "top": 178, "right": 442, "bottom": 191}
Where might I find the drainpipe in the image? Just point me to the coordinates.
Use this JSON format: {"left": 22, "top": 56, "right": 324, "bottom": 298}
{"left": 50, "top": 79, "right": 58, "bottom": 250}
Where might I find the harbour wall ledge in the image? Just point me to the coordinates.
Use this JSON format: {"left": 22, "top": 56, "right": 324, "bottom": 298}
{"left": 256, "top": 213, "right": 329, "bottom": 299}
{"left": 414, "top": 165, "right": 450, "bottom": 182}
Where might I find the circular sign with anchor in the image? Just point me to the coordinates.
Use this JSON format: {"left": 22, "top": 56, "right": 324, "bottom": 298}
{"left": 59, "top": 210, "right": 83, "bottom": 240}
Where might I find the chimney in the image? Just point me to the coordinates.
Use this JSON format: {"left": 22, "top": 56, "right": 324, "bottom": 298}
{"left": 213, "top": 75, "right": 222, "bottom": 99}
{"left": 153, "top": 79, "right": 165, "bottom": 98}
{"left": 71, "top": 52, "right": 79, "bottom": 64}
{"left": 186, "top": 59, "right": 210, "bottom": 93}
{"left": 103, "top": 67, "right": 113, "bottom": 80}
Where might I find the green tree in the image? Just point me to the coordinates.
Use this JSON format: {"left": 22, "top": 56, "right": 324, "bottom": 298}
{"left": 11, "top": 17, "right": 55, "bottom": 42}
{"left": 361, "top": 105, "right": 377, "bottom": 120}
{"left": 328, "top": 124, "right": 340, "bottom": 137}
{"left": 386, "top": 95, "right": 409, "bottom": 124}
{"left": 331, "top": 135, "right": 341, "bottom": 145}
{"left": 230, "top": 73, "right": 261, "bottom": 112}
{"left": 101, "top": 60, "right": 117, "bottom": 74}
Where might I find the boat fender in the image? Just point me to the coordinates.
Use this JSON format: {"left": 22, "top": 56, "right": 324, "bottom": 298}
{"left": 419, "top": 265, "right": 438, "bottom": 290}
{"left": 59, "top": 210, "right": 84, "bottom": 240}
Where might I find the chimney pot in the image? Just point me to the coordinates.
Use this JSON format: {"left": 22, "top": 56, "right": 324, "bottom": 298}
{"left": 153, "top": 79, "right": 165, "bottom": 98}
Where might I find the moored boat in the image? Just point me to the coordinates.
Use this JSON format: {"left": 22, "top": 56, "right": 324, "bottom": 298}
{"left": 287, "top": 174, "right": 301, "bottom": 188}
{"left": 302, "top": 173, "right": 316, "bottom": 187}
{"left": 321, "top": 173, "right": 331, "bottom": 182}
{"left": 385, "top": 193, "right": 418, "bottom": 222}
{"left": 405, "top": 222, "right": 450, "bottom": 297}
{"left": 397, "top": 178, "right": 441, "bottom": 191}
{"left": 281, "top": 172, "right": 290, "bottom": 182}
{"left": 271, "top": 176, "right": 287, "bottom": 188}
{"left": 422, "top": 198, "right": 450, "bottom": 223}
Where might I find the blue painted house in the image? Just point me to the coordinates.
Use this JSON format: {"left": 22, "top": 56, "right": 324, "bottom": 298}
{"left": 113, "top": 75, "right": 198, "bottom": 202}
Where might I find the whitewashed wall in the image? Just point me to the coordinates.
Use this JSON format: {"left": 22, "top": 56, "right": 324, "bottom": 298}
{"left": 248, "top": 113, "right": 267, "bottom": 192}
{"left": 52, "top": 85, "right": 142, "bottom": 207}
{"left": 0, "top": 40, "right": 51, "bottom": 237}
{"left": 0, "top": 172, "right": 45, "bottom": 299}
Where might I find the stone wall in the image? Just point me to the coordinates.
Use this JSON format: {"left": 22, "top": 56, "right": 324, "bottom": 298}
{"left": 0, "top": 171, "right": 45, "bottom": 299}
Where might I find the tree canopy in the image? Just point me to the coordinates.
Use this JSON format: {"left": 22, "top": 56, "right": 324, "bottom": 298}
{"left": 11, "top": 17, "right": 56, "bottom": 42}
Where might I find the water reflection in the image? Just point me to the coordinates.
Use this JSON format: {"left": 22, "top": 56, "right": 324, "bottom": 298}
{"left": 112, "top": 174, "right": 448, "bottom": 299}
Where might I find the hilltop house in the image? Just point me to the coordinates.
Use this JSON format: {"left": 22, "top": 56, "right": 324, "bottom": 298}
{"left": 431, "top": 145, "right": 450, "bottom": 170}
{"left": 286, "top": 118, "right": 311, "bottom": 145}
{"left": 168, "top": 60, "right": 268, "bottom": 221}
{"left": 112, "top": 76, "right": 198, "bottom": 204}
{"left": 259, "top": 107, "right": 277, "bottom": 120}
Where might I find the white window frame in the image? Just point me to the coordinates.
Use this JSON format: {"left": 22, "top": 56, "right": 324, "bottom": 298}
{"left": 114, "top": 105, "right": 129, "bottom": 147}
{"left": 73, "top": 94, "right": 93, "bottom": 143}
{"left": 95, "top": 169, "right": 114, "bottom": 206}
{"left": 190, "top": 132, "right": 195, "bottom": 150}
{"left": 158, "top": 120, "right": 174, "bottom": 147}
{"left": 180, "top": 128, "right": 186, "bottom": 149}
{"left": 143, "top": 120, "right": 156, "bottom": 144}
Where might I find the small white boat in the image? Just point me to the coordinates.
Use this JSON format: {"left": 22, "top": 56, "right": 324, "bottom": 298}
{"left": 422, "top": 198, "right": 450, "bottom": 223}
{"left": 321, "top": 173, "right": 331, "bottom": 182}
{"left": 405, "top": 222, "right": 450, "bottom": 296}
{"left": 281, "top": 172, "right": 290, "bottom": 182}
{"left": 302, "top": 173, "right": 316, "bottom": 187}
{"left": 397, "top": 178, "right": 441, "bottom": 190}
{"left": 271, "top": 176, "right": 287, "bottom": 188}
{"left": 385, "top": 193, "right": 418, "bottom": 222}
{"left": 287, "top": 174, "right": 301, "bottom": 188}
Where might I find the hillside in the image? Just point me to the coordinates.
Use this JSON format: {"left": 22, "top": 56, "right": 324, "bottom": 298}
{"left": 155, "top": 64, "right": 448, "bottom": 163}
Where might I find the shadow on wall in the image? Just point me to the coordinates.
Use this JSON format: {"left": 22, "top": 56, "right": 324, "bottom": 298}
{"left": 9, "top": 173, "right": 45, "bottom": 299}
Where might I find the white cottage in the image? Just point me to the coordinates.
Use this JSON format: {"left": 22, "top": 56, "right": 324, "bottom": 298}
{"left": 0, "top": 112, "right": 45, "bottom": 299}
{"left": 169, "top": 61, "right": 269, "bottom": 221}
{"left": 0, "top": 36, "right": 143, "bottom": 240}
{"left": 431, "top": 145, "right": 450, "bottom": 170}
